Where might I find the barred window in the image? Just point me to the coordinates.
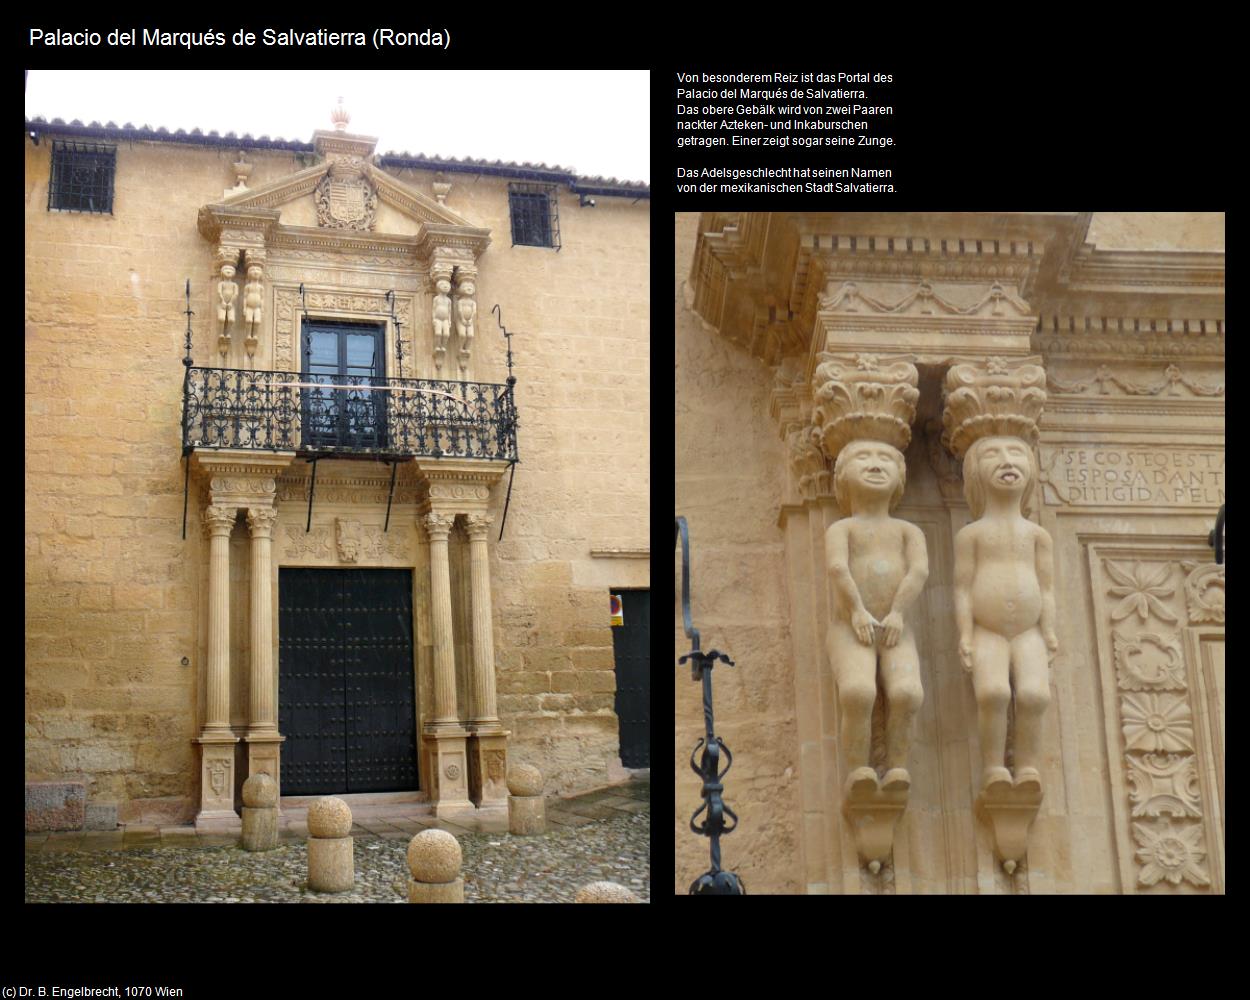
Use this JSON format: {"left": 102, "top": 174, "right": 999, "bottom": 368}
{"left": 508, "top": 182, "right": 560, "bottom": 250}
{"left": 48, "top": 140, "right": 115, "bottom": 214}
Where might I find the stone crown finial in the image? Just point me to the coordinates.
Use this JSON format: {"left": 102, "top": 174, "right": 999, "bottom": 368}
{"left": 941, "top": 358, "right": 1047, "bottom": 458}
{"left": 331, "top": 96, "right": 350, "bottom": 132}
{"left": 811, "top": 353, "right": 919, "bottom": 461}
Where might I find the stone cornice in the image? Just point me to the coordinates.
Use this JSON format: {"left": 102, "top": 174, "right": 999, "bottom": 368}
{"left": 269, "top": 225, "right": 419, "bottom": 261}
{"left": 1059, "top": 244, "right": 1225, "bottom": 294}
{"left": 690, "top": 213, "right": 1225, "bottom": 370}
{"left": 589, "top": 547, "right": 650, "bottom": 559}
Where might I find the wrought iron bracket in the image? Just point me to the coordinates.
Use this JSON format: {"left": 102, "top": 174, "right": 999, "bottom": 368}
{"left": 1209, "top": 503, "right": 1225, "bottom": 565}
{"left": 676, "top": 515, "right": 745, "bottom": 895}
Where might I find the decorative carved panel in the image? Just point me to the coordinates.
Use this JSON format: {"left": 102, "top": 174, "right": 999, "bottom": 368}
{"left": 1089, "top": 546, "right": 1222, "bottom": 892}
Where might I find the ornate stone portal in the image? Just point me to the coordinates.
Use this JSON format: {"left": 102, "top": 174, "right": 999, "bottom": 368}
{"left": 187, "top": 104, "right": 510, "bottom": 821}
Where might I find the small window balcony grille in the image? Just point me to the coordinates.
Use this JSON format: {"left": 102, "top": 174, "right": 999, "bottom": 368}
{"left": 48, "top": 140, "right": 116, "bottom": 214}
{"left": 508, "top": 182, "right": 560, "bottom": 250}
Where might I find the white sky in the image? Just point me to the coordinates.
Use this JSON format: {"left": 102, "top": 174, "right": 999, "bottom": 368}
{"left": 25, "top": 70, "right": 650, "bottom": 184}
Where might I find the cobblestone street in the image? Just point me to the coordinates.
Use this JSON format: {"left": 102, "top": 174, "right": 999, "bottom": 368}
{"left": 25, "top": 776, "right": 649, "bottom": 903}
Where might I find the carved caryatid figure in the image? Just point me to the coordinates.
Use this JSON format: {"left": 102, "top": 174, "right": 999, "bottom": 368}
{"left": 826, "top": 440, "right": 928, "bottom": 795}
{"left": 455, "top": 280, "right": 477, "bottom": 351}
{"left": 243, "top": 265, "right": 264, "bottom": 328}
{"left": 432, "top": 279, "right": 453, "bottom": 365}
{"left": 217, "top": 264, "right": 238, "bottom": 326}
{"left": 954, "top": 436, "right": 1056, "bottom": 792}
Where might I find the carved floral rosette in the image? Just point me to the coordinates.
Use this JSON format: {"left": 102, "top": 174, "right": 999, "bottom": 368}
{"left": 941, "top": 358, "right": 1046, "bottom": 459}
{"left": 1097, "top": 557, "right": 1215, "bottom": 890}
{"left": 810, "top": 353, "right": 919, "bottom": 461}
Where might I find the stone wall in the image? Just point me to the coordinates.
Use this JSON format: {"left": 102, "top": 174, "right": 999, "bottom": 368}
{"left": 674, "top": 212, "right": 802, "bottom": 893}
{"left": 25, "top": 135, "right": 649, "bottom": 820}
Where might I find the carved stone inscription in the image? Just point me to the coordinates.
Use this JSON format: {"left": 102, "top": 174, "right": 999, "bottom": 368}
{"left": 1041, "top": 447, "right": 1224, "bottom": 507}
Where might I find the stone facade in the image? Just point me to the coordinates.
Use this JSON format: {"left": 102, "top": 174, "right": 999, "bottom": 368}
{"left": 675, "top": 212, "right": 1224, "bottom": 894}
{"left": 25, "top": 113, "right": 649, "bottom": 826}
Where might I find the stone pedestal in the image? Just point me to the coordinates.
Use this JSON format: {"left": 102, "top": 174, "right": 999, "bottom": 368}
{"left": 241, "top": 773, "right": 278, "bottom": 852}
{"left": 408, "top": 877, "right": 465, "bottom": 903}
{"left": 194, "top": 733, "right": 240, "bottom": 828}
{"left": 245, "top": 734, "right": 284, "bottom": 796}
{"left": 508, "top": 795, "right": 546, "bottom": 836}
{"left": 507, "top": 763, "right": 546, "bottom": 835}
{"left": 424, "top": 727, "right": 473, "bottom": 816}
{"left": 407, "top": 829, "right": 465, "bottom": 903}
{"left": 307, "top": 796, "right": 354, "bottom": 893}
{"left": 468, "top": 730, "right": 510, "bottom": 808}
{"left": 242, "top": 806, "right": 278, "bottom": 851}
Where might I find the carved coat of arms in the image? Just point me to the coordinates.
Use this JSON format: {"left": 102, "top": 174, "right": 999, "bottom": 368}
{"left": 315, "top": 165, "right": 377, "bottom": 231}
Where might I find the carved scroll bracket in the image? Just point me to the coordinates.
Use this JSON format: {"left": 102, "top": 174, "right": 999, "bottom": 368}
{"left": 844, "top": 772, "right": 909, "bottom": 871}
{"left": 978, "top": 775, "right": 1043, "bottom": 874}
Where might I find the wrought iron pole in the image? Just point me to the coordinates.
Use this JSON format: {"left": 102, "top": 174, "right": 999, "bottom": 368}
{"left": 676, "top": 516, "right": 745, "bottom": 895}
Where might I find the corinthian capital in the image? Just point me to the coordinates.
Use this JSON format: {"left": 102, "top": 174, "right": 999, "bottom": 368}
{"left": 203, "top": 505, "right": 237, "bottom": 537}
{"left": 246, "top": 506, "right": 279, "bottom": 538}
{"left": 941, "top": 357, "right": 1047, "bottom": 459}
{"left": 463, "top": 513, "right": 494, "bottom": 540}
{"left": 423, "top": 511, "right": 455, "bottom": 540}
{"left": 811, "top": 353, "right": 919, "bottom": 462}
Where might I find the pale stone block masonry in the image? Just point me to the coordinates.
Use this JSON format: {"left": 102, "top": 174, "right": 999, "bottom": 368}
{"left": 25, "top": 129, "right": 648, "bottom": 824}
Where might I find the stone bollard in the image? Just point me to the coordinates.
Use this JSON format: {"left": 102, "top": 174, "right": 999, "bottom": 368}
{"left": 306, "top": 796, "right": 354, "bottom": 893}
{"left": 575, "top": 881, "right": 640, "bottom": 903}
{"left": 507, "top": 763, "right": 545, "bottom": 835}
{"left": 407, "top": 829, "right": 464, "bottom": 903}
{"left": 240, "top": 773, "right": 279, "bottom": 852}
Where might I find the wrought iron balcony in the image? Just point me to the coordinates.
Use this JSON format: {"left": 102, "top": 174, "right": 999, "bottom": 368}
{"left": 182, "top": 366, "right": 518, "bottom": 462}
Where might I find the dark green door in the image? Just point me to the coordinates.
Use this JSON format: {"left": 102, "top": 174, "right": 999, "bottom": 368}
{"left": 610, "top": 589, "right": 650, "bottom": 768}
{"left": 279, "top": 569, "right": 417, "bottom": 794}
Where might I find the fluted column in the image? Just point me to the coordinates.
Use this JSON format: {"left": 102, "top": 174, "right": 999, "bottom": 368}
{"left": 464, "top": 513, "right": 500, "bottom": 727}
{"left": 247, "top": 506, "right": 278, "bottom": 733}
{"left": 203, "top": 504, "right": 237, "bottom": 731}
{"left": 424, "top": 511, "right": 459, "bottom": 724}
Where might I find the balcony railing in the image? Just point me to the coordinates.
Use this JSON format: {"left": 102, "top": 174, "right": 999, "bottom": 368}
{"left": 182, "top": 366, "right": 518, "bottom": 461}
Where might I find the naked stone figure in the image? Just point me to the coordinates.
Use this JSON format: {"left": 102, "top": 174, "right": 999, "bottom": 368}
{"left": 953, "top": 436, "right": 1056, "bottom": 793}
{"left": 243, "top": 265, "right": 264, "bottom": 328}
{"left": 826, "top": 439, "right": 928, "bottom": 795}
{"left": 217, "top": 264, "right": 238, "bottom": 326}
{"left": 432, "top": 279, "right": 453, "bottom": 361}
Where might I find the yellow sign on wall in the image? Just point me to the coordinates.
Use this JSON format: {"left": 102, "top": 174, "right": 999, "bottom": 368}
{"left": 610, "top": 593, "right": 624, "bottom": 627}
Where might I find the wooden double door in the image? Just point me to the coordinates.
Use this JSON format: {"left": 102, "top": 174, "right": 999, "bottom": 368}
{"left": 278, "top": 568, "right": 418, "bottom": 795}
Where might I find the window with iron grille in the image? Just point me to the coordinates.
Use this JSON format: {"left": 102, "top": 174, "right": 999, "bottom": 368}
{"left": 48, "top": 140, "right": 116, "bottom": 214}
{"left": 508, "top": 182, "right": 560, "bottom": 250}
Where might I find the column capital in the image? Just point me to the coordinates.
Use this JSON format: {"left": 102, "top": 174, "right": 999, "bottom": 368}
{"left": 423, "top": 511, "right": 456, "bottom": 540}
{"left": 246, "top": 506, "right": 278, "bottom": 538}
{"left": 941, "top": 356, "right": 1047, "bottom": 459}
{"left": 811, "top": 352, "right": 920, "bottom": 462}
{"left": 463, "top": 513, "right": 494, "bottom": 539}
{"left": 203, "top": 504, "right": 237, "bottom": 537}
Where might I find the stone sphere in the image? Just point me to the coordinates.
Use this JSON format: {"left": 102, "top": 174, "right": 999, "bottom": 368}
{"left": 407, "top": 829, "right": 462, "bottom": 883}
{"left": 575, "top": 881, "right": 639, "bottom": 903}
{"left": 306, "top": 796, "right": 352, "bottom": 839}
{"left": 507, "top": 763, "right": 543, "bottom": 797}
{"left": 241, "top": 773, "right": 278, "bottom": 808}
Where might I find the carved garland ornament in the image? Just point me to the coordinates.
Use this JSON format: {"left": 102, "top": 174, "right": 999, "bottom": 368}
{"left": 1046, "top": 364, "right": 1225, "bottom": 398}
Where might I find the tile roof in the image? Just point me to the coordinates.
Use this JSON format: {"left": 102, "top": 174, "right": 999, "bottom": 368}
{"left": 25, "top": 117, "right": 650, "bottom": 196}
